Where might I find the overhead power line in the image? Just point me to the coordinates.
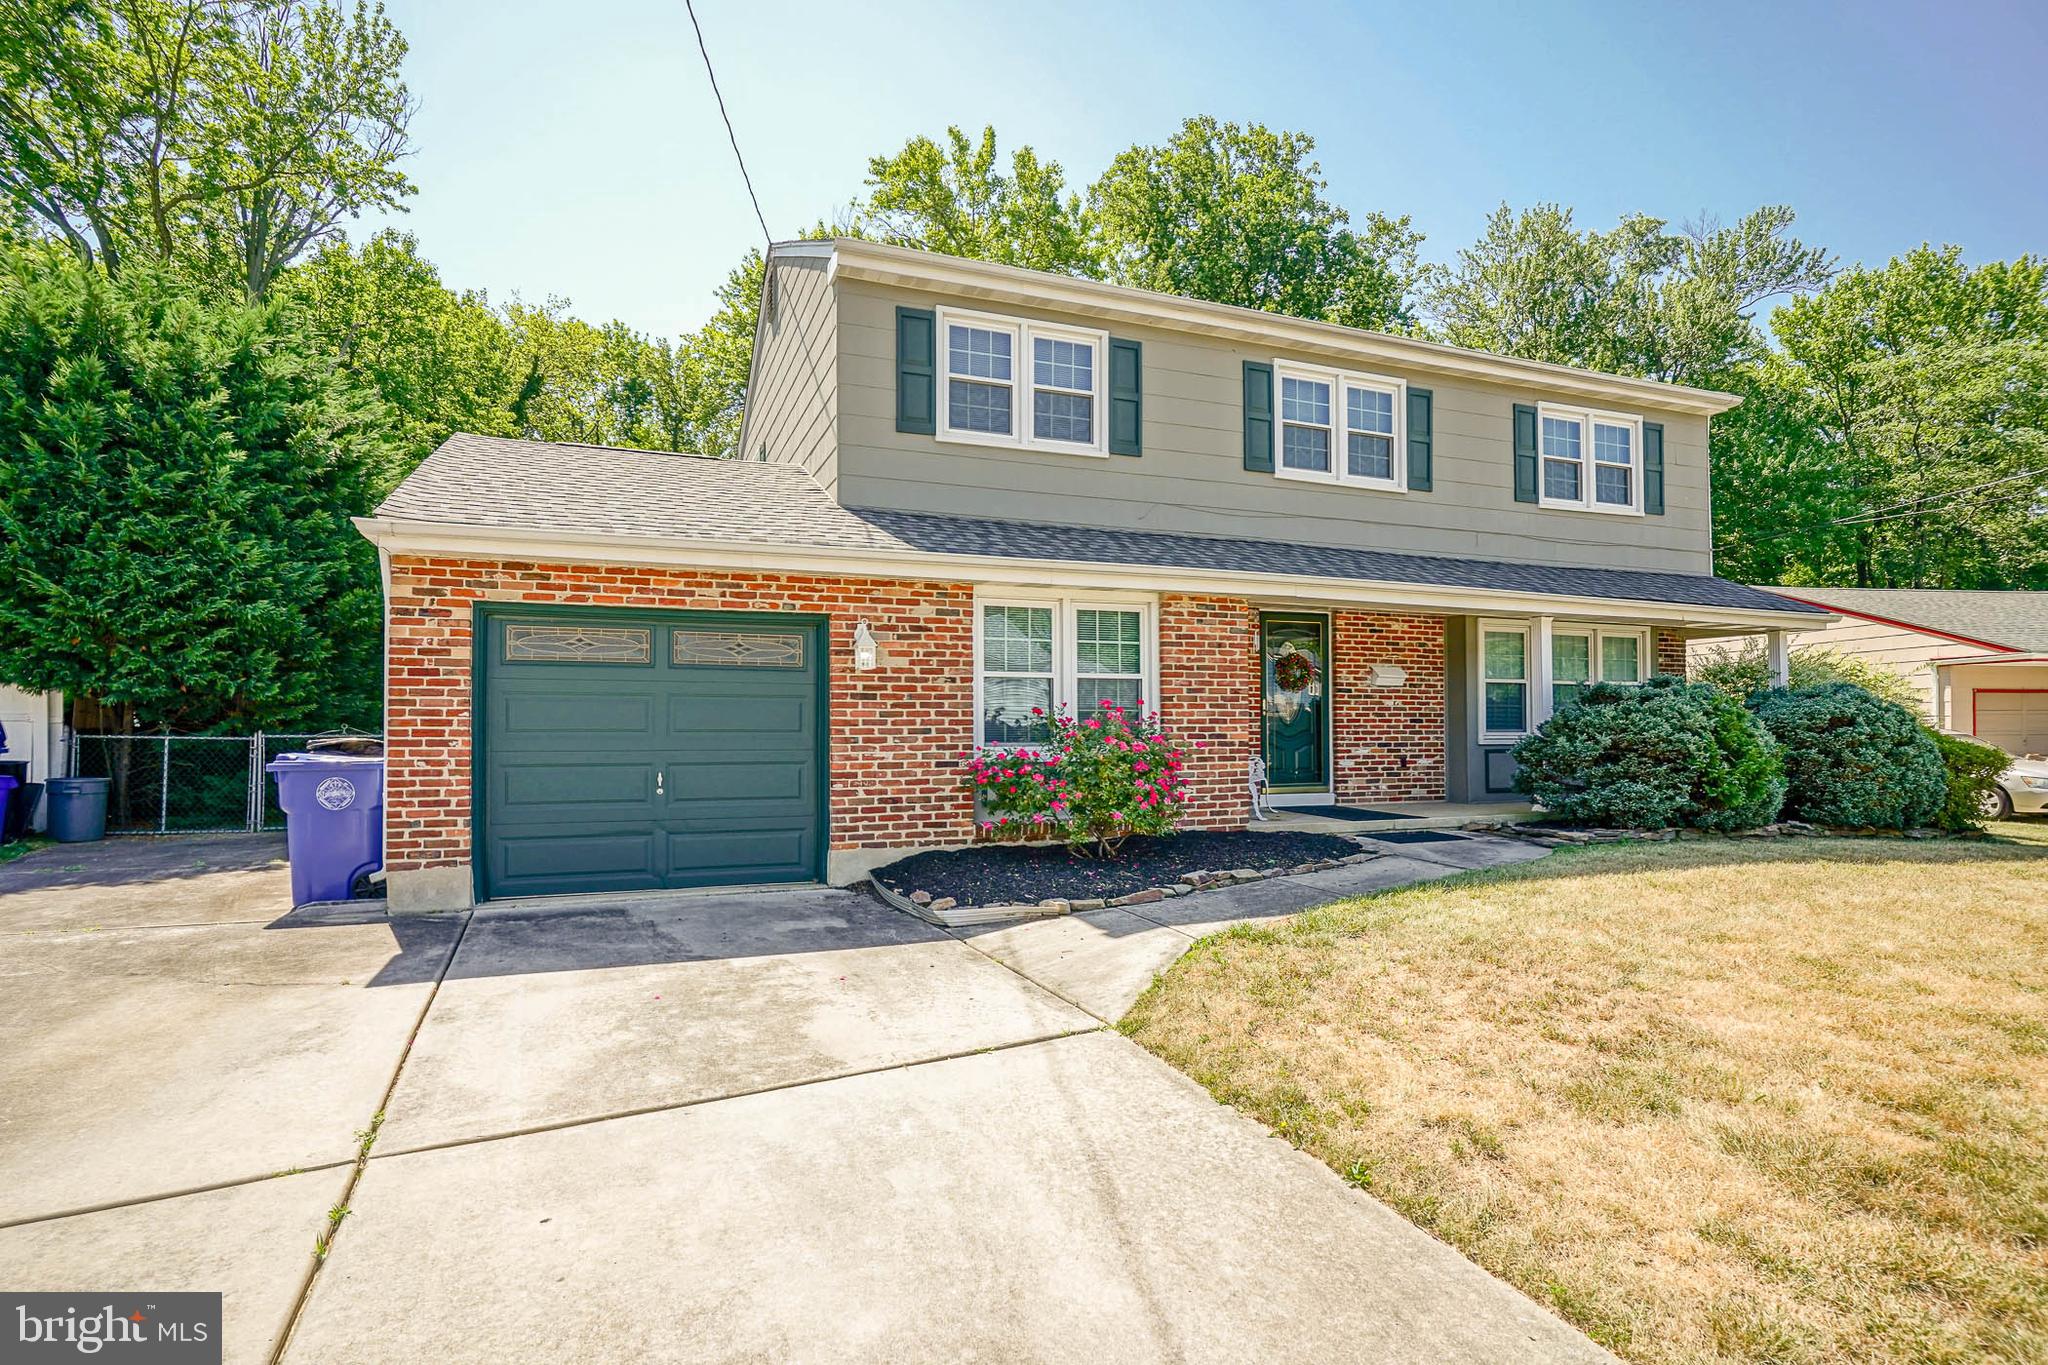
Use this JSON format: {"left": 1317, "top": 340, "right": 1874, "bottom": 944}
{"left": 1715, "top": 466, "right": 2048, "bottom": 549}
{"left": 681, "top": 0, "right": 771, "bottom": 247}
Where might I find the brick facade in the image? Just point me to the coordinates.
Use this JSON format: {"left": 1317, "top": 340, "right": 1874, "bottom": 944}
{"left": 1154, "top": 594, "right": 1262, "bottom": 830}
{"left": 383, "top": 556, "right": 980, "bottom": 875}
{"left": 1331, "top": 610, "right": 1449, "bottom": 803}
{"left": 1654, "top": 628, "right": 1689, "bottom": 680}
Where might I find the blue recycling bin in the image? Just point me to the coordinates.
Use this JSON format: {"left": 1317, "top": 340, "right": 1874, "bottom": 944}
{"left": 266, "top": 752, "right": 384, "bottom": 906}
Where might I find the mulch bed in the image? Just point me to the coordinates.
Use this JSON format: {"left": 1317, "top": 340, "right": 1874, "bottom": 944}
{"left": 871, "top": 830, "right": 1363, "bottom": 908}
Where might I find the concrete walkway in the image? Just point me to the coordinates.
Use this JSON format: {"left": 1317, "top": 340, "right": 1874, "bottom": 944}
{"left": 0, "top": 831, "right": 1596, "bottom": 1364}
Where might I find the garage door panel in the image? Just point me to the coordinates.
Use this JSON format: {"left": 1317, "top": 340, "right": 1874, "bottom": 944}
{"left": 499, "top": 691, "right": 656, "bottom": 737}
{"left": 1975, "top": 690, "right": 2048, "bottom": 755}
{"left": 497, "top": 761, "right": 655, "bottom": 811}
{"left": 661, "top": 827, "right": 814, "bottom": 886}
{"left": 481, "top": 612, "right": 824, "bottom": 899}
{"left": 665, "top": 757, "right": 810, "bottom": 804}
{"left": 495, "top": 832, "right": 662, "bottom": 894}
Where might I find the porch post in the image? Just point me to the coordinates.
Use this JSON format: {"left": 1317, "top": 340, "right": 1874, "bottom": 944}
{"left": 1532, "top": 616, "right": 1555, "bottom": 728}
{"left": 1766, "top": 630, "right": 1790, "bottom": 688}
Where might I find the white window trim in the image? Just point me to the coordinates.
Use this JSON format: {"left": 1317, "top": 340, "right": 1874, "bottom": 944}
{"left": 1481, "top": 621, "right": 1652, "bottom": 741}
{"left": 1535, "top": 402, "right": 1644, "bottom": 516}
{"left": 1478, "top": 619, "right": 1532, "bottom": 744}
{"left": 1549, "top": 626, "right": 1649, "bottom": 709}
{"left": 973, "top": 592, "right": 1159, "bottom": 750}
{"left": 936, "top": 306, "right": 1109, "bottom": 458}
{"left": 1271, "top": 360, "right": 1407, "bottom": 493}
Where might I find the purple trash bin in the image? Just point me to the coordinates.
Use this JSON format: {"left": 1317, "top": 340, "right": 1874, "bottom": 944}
{"left": 266, "top": 752, "right": 384, "bottom": 906}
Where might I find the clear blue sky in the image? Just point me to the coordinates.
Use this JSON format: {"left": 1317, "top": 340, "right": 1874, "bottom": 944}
{"left": 360, "top": 0, "right": 2047, "bottom": 339}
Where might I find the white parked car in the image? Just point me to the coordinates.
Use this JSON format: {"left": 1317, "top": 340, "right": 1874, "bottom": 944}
{"left": 1986, "top": 752, "right": 2048, "bottom": 820}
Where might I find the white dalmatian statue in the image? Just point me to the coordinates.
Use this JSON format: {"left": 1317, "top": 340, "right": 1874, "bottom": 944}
{"left": 1248, "top": 753, "right": 1277, "bottom": 821}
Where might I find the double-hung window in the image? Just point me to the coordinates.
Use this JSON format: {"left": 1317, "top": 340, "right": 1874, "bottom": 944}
{"left": 976, "top": 597, "right": 1155, "bottom": 747}
{"left": 1550, "top": 627, "right": 1648, "bottom": 711}
{"left": 1537, "top": 403, "right": 1642, "bottom": 514}
{"left": 1273, "top": 362, "right": 1406, "bottom": 492}
{"left": 1481, "top": 625, "right": 1530, "bottom": 739}
{"left": 938, "top": 307, "right": 1108, "bottom": 455}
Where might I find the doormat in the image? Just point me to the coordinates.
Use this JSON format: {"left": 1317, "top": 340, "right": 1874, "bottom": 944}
{"left": 1281, "top": 805, "right": 1420, "bottom": 822}
{"left": 1362, "top": 829, "right": 1469, "bottom": 845}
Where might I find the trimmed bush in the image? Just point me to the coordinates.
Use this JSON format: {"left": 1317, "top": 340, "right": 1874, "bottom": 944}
{"left": 1512, "top": 676, "right": 1785, "bottom": 831}
{"left": 1928, "top": 729, "right": 2010, "bottom": 832}
{"left": 1751, "top": 684, "right": 1947, "bottom": 829}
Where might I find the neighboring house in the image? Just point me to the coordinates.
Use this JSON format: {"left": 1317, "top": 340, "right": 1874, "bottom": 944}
{"left": 0, "top": 685, "right": 65, "bottom": 831}
{"left": 355, "top": 238, "right": 1827, "bottom": 912}
{"left": 1701, "top": 588, "right": 2048, "bottom": 755}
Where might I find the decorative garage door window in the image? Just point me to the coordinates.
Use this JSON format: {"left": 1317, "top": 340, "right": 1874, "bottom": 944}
{"left": 672, "top": 630, "right": 806, "bottom": 669}
{"left": 503, "top": 622, "right": 652, "bottom": 664}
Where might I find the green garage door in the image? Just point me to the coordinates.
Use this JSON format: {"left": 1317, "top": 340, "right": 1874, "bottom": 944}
{"left": 478, "top": 609, "right": 825, "bottom": 899}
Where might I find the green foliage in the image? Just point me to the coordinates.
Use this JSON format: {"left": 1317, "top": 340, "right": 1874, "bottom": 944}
{"left": 0, "top": 0, "right": 415, "bottom": 299}
{"left": 1089, "top": 117, "right": 1422, "bottom": 331}
{"left": 966, "top": 703, "right": 1193, "bottom": 857}
{"left": 273, "top": 230, "right": 523, "bottom": 470}
{"left": 1511, "top": 676, "right": 1785, "bottom": 831}
{"left": 1424, "top": 203, "right": 1831, "bottom": 386}
{"left": 1751, "top": 684, "right": 1948, "bottom": 829}
{"left": 0, "top": 250, "right": 388, "bottom": 729}
{"left": 861, "top": 126, "right": 1096, "bottom": 276}
{"left": 1927, "top": 730, "right": 2009, "bottom": 833}
{"left": 1716, "top": 247, "right": 2048, "bottom": 589}
{"left": 1690, "top": 641, "right": 1921, "bottom": 708}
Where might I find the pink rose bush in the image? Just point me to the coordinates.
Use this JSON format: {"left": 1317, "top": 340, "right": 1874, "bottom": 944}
{"left": 963, "top": 701, "right": 1193, "bottom": 857}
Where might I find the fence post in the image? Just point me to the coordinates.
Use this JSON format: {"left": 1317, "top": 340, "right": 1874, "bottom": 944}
{"left": 158, "top": 733, "right": 171, "bottom": 834}
{"left": 247, "top": 736, "right": 264, "bottom": 834}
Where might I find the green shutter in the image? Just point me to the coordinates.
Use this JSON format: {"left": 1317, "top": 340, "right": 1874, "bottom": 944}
{"left": 895, "top": 307, "right": 935, "bottom": 434}
{"left": 1512, "top": 403, "right": 1539, "bottom": 503}
{"left": 1108, "top": 338, "right": 1142, "bottom": 455}
{"left": 1643, "top": 421, "right": 1665, "bottom": 515}
{"left": 1406, "top": 387, "right": 1433, "bottom": 491}
{"left": 1243, "top": 361, "right": 1274, "bottom": 472}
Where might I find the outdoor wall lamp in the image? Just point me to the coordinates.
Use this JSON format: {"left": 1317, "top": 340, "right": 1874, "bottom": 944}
{"left": 852, "top": 620, "right": 878, "bottom": 672}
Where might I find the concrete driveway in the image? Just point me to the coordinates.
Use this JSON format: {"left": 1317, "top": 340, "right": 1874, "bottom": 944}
{"left": 0, "top": 831, "right": 1597, "bottom": 1364}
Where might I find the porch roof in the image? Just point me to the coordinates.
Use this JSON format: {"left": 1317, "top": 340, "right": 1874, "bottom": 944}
{"left": 364, "top": 434, "right": 1828, "bottom": 627}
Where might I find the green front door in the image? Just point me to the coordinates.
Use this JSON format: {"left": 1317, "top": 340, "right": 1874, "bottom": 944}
{"left": 1261, "top": 614, "right": 1330, "bottom": 790}
{"left": 477, "top": 608, "right": 825, "bottom": 899}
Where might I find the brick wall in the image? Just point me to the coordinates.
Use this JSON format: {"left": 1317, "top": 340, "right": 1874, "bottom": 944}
{"left": 1654, "top": 628, "right": 1689, "bottom": 680}
{"left": 1331, "top": 610, "right": 1448, "bottom": 802}
{"left": 1153, "top": 594, "right": 1260, "bottom": 829}
{"left": 383, "top": 556, "right": 979, "bottom": 874}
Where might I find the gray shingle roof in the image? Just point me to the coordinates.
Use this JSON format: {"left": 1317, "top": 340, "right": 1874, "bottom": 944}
{"left": 1766, "top": 586, "right": 2048, "bottom": 651}
{"left": 375, "top": 434, "right": 1824, "bottom": 618}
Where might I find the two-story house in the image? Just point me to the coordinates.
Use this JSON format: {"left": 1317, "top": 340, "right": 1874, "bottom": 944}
{"left": 356, "top": 238, "right": 1827, "bottom": 912}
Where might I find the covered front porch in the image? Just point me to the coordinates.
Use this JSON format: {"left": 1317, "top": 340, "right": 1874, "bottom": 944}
{"left": 1237, "top": 596, "right": 1814, "bottom": 816}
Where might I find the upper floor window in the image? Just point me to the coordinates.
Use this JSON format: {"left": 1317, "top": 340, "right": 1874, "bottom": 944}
{"left": 1273, "top": 362, "right": 1406, "bottom": 492}
{"left": 938, "top": 307, "right": 1107, "bottom": 456}
{"left": 1537, "top": 403, "right": 1641, "bottom": 515}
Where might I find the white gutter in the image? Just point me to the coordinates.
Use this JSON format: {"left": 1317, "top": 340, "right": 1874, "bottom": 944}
{"left": 352, "top": 515, "right": 1833, "bottom": 633}
{"left": 814, "top": 238, "right": 1743, "bottom": 418}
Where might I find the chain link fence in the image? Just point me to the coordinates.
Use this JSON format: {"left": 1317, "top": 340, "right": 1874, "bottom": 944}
{"left": 69, "top": 732, "right": 382, "bottom": 834}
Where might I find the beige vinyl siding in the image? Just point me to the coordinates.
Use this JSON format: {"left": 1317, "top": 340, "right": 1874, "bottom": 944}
{"left": 744, "top": 254, "right": 839, "bottom": 492}
{"left": 832, "top": 280, "right": 1715, "bottom": 575}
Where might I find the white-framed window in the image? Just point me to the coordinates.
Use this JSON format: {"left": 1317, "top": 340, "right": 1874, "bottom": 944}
{"left": 1480, "top": 622, "right": 1530, "bottom": 740}
{"left": 1537, "top": 403, "right": 1643, "bottom": 515}
{"left": 1551, "top": 627, "right": 1648, "bottom": 710}
{"left": 937, "top": 307, "right": 1108, "bottom": 456}
{"left": 1273, "top": 361, "right": 1406, "bottom": 492}
{"left": 974, "top": 595, "right": 1157, "bottom": 747}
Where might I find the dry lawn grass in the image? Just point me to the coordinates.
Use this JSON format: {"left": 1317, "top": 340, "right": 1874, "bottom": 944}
{"left": 1123, "top": 825, "right": 2048, "bottom": 1364}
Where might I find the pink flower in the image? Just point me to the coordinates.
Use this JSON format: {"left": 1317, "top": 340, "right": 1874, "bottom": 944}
{"left": 1133, "top": 761, "right": 1149, "bottom": 773}
{"left": 1084, "top": 719, "right": 1100, "bottom": 729}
